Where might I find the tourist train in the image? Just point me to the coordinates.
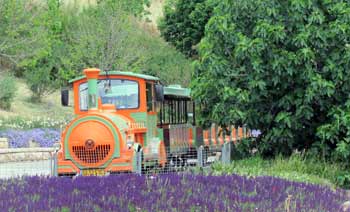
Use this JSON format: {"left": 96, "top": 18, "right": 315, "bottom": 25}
{"left": 56, "top": 68, "right": 249, "bottom": 176}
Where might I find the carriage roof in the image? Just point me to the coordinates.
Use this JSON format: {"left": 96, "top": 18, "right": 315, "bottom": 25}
{"left": 68, "top": 71, "right": 191, "bottom": 99}
{"left": 164, "top": 85, "right": 191, "bottom": 99}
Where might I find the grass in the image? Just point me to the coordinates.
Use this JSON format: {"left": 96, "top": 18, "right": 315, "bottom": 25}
{"left": 209, "top": 154, "right": 349, "bottom": 189}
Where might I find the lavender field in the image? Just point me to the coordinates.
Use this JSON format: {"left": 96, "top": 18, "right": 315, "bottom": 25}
{"left": 0, "top": 129, "right": 60, "bottom": 148}
{"left": 0, "top": 174, "right": 347, "bottom": 211}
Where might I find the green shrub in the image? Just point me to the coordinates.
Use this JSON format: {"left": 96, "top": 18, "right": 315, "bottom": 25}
{"left": 231, "top": 138, "right": 257, "bottom": 160}
{"left": 24, "top": 66, "right": 60, "bottom": 102}
{"left": 0, "top": 74, "right": 16, "bottom": 110}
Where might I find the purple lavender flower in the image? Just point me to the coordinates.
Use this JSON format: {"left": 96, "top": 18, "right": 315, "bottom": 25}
{"left": 251, "top": 130, "right": 261, "bottom": 138}
{"left": 0, "top": 129, "right": 60, "bottom": 148}
{"left": 0, "top": 174, "right": 347, "bottom": 211}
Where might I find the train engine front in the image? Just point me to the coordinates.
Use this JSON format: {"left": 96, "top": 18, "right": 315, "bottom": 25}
{"left": 56, "top": 68, "right": 165, "bottom": 176}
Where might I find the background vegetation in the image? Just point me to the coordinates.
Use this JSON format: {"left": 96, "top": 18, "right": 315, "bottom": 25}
{"left": 0, "top": 0, "right": 192, "bottom": 106}
{"left": 160, "top": 0, "right": 350, "bottom": 187}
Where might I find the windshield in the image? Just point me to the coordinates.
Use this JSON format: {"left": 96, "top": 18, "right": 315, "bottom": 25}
{"left": 79, "top": 79, "right": 139, "bottom": 110}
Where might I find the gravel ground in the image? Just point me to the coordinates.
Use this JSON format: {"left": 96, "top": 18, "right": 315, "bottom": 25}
{"left": 0, "top": 160, "right": 52, "bottom": 178}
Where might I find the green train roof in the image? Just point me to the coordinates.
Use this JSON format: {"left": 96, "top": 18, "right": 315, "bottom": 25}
{"left": 164, "top": 85, "right": 191, "bottom": 98}
{"left": 69, "top": 71, "right": 159, "bottom": 83}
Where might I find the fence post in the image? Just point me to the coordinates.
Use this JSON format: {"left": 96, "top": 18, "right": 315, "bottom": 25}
{"left": 221, "top": 142, "right": 231, "bottom": 164}
{"left": 52, "top": 151, "right": 58, "bottom": 177}
{"left": 197, "top": 146, "right": 204, "bottom": 167}
{"left": 135, "top": 150, "right": 142, "bottom": 175}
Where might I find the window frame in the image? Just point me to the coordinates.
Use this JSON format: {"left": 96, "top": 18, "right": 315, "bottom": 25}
{"left": 78, "top": 79, "right": 140, "bottom": 111}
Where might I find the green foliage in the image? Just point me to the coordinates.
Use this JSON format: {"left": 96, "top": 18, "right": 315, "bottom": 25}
{"left": 0, "top": 0, "right": 47, "bottom": 71}
{"left": 316, "top": 101, "right": 350, "bottom": 164}
{"left": 61, "top": 2, "right": 131, "bottom": 73}
{"left": 231, "top": 138, "right": 257, "bottom": 160}
{"left": 159, "top": 0, "right": 215, "bottom": 57}
{"left": 24, "top": 66, "right": 60, "bottom": 102}
{"left": 210, "top": 154, "right": 349, "bottom": 189}
{"left": 23, "top": 0, "right": 63, "bottom": 102}
{"left": 0, "top": 73, "right": 16, "bottom": 110}
{"left": 192, "top": 0, "right": 350, "bottom": 161}
{"left": 122, "top": 31, "right": 192, "bottom": 85}
{"left": 97, "top": 0, "right": 150, "bottom": 16}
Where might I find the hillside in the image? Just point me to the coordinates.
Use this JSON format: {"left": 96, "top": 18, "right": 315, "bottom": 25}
{"left": 0, "top": 0, "right": 178, "bottom": 121}
{"left": 0, "top": 79, "right": 73, "bottom": 119}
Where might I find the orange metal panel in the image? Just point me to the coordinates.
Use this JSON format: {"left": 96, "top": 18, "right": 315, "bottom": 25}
{"left": 188, "top": 127, "right": 193, "bottom": 147}
{"left": 238, "top": 127, "right": 243, "bottom": 139}
{"left": 203, "top": 130, "right": 209, "bottom": 146}
{"left": 231, "top": 126, "right": 237, "bottom": 144}
{"left": 211, "top": 125, "right": 217, "bottom": 146}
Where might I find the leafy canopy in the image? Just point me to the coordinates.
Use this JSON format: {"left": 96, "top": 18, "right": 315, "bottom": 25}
{"left": 192, "top": 0, "right": 350, "bottom": 161}
{"left": 159, "top": 0, "right": 215, "bottom": 57}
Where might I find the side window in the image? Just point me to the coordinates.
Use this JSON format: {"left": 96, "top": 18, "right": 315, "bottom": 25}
{"left": 146, "top": 82, "right": 154, "bottom": 112}
{"left": 158, "top": 98, "right": 192, "bottom": 125}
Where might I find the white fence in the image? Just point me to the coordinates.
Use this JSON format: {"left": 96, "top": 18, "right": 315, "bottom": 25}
{"left": 0, "top": 143, "right": 234, "bottom": 178}
{"left": 0, "top": 148, "right": 56, "bottom": 178}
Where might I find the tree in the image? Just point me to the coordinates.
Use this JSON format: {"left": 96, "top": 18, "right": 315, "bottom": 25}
{"left": 62, "top": 1, "right": 192, "bottom": 86}
{"left": 192, "top": 0, "right": 350, "bottom": 160}
{"left": 159, "top": 0, "right": 215, "bottom": 57}
{"left": 62, "top": 1, "right": 132, "bottom": 73}
{"left": 24, "top": 0, "right": 62, "bottom": 102}
{"left": 0, "top": 0, "right": 47, "bottom": 71}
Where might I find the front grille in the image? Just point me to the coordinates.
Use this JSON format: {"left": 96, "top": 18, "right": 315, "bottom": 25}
{"left": 72, "top": 144, "right": 111, "bottom": 164}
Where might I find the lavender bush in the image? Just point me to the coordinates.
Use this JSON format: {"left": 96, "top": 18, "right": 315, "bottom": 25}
{"left": 0, "top": 174, "right": 347, "bottom": 211}
{"left": 0, "top": 129, "right": 60, "bottom": 148}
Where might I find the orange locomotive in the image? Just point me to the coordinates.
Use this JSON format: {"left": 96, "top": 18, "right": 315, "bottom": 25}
{"left": 56, "top": 68, "right": 249, "bottom": 176}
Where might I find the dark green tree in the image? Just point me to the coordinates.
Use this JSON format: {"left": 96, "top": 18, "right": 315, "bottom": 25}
{"left": 192, "top": 0, "right": 350, "bottom": 160}
{"left": 159, "top": 0, "right": 215, "bottom": 57}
